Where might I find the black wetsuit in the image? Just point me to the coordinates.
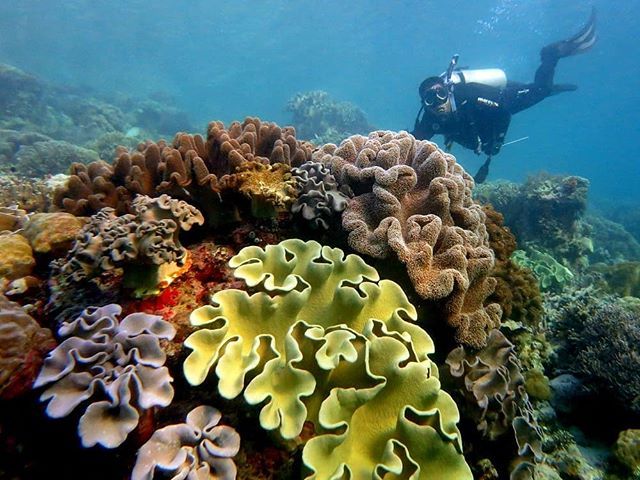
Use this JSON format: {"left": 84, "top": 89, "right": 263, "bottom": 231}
{"left": 412, "top": 52, "right": 563, "bottom": 156}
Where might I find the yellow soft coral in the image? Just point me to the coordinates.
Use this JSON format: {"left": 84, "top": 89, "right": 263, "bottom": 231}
{"left": 183, "top": 239, "right": 471, "bottom": 478}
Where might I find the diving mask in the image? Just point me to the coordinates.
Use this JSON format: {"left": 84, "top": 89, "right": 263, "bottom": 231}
{"left": 423, "top": 84, "right": 449, "bottom": 107}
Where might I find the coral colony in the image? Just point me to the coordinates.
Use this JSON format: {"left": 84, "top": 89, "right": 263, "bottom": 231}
{"left": 1, "top": 71, "right": 640, "bottom": 479}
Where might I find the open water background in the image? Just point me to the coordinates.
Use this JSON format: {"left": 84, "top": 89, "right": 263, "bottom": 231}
{"left": 0, "top": 0, "right": 637, "bottom": 202}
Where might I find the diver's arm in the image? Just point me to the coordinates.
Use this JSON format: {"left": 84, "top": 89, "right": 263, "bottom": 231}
{"left": 480, "top": 109, "right": 511, "bottom": 156}
{"left": 411, "top": 107, "right": 435, "bottom": 140}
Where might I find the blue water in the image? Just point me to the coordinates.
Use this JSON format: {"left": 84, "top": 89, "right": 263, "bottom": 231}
{"left": 0, "top": 0, "right": 637, "bottom": 202}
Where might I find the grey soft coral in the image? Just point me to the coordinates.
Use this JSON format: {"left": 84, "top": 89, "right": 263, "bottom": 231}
{"left": 34, "top": 303, "right": 176, "bottom": 448}
{"left": 132, "top": 405, "right": 240, "bottom": 480}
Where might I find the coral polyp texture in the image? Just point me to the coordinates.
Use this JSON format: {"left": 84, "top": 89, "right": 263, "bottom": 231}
{"left": 51, "top": 194, "right": 203, "bottom": 299}
{"left": 314, "top": 130, "right": 501, "bottom": 347}
{"left": 132, "top": 405, "right": 240, "bottom": 480}
{"left": 34, "top": 304, "right": 176, "bottom": 448}
{"left": 184, "top": 239, "right": 472, "bottom": 478}
{"left": 53, "top": 117, "right": 314, "bottom": 223}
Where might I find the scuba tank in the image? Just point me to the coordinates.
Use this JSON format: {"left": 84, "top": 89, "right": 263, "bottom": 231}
{"left": 449, "top": 68, "right": 507, "bottom": 89}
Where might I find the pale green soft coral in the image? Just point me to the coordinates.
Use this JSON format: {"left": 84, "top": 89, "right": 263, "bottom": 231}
{"left": 304, "top": 332, "right": 470, "bottom": 479}
{"left": 183, "top": 239, "right": 471, "bottom": 478}
{"left": 512, "top": 248, "right": 573, "bottom": 291}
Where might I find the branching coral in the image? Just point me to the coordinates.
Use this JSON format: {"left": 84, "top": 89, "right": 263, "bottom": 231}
{"left": 314, "top": 130, "right": 501, "bottom": 347}
{"left": 547, "top": 289, "right": 640, "bottom": 414}
{"left": 132, "top": 405, "right": 240, "bottom": 480}
{"left": 53, "top": 117, "right": 314, "bottom": 224}
{"left": 290, "top": 161, "right": 350, "bottom": 229}
{"left": 184, "top": 239, "right": 471, "bottom": 478}
{"left": 445, "top": 329, "right": 543, "bottom": 478}
{"left": 51, "top": 194, "right": 203, "bottom": 299}
{"left": 34, "top": 304, "right": 176, "bottom": 448}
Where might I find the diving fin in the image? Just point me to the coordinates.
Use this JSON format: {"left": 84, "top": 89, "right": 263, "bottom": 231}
{"left": 541, "top": 7, "right": 597, "bottom": 61}
{"left": 550, "top": 83, "right": 578, "bottom": 95}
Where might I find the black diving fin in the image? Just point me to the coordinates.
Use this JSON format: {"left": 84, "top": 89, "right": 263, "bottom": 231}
{"left": 541, "top": 7, "right": 597, "bottom": 61}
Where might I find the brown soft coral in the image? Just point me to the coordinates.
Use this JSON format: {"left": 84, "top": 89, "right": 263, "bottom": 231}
{"left": 483, "top": 206, "right": 542, "bottom": 328}
{"left": 445, "top": 329, "right": 543, "bottom": 477}
{"left": 53, "top": 118, "right": 313, "bottom": 224}
{"left": 315, "top": 131, "right": 501, "bottom": 347}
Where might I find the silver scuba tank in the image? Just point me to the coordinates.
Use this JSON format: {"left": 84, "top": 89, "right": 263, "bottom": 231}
{"left": 449, "top": 68, "right": 507, "bottom": 89}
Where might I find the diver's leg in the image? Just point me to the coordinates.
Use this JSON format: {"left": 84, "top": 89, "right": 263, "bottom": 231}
{"left": 541, "top": 7, "right": 597, "bottom": 63}
{"left": 505, "top": 8, "right": 595, "bottom": 114}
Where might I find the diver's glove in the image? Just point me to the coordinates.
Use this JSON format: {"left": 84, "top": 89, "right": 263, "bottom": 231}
{"left": 541, "top": 7, "right": 597, "bottom": 61}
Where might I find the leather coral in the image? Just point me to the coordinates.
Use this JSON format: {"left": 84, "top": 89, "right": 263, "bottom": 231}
{"left": 314, "top": 131, "right": 501, "bottom": 347}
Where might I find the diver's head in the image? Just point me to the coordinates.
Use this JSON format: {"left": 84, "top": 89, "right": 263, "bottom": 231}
{"left": 419, "top": 76, "right": 452, "bottom": 114}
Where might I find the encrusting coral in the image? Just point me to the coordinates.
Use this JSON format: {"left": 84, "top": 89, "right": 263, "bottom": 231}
{"left": 314, "top": 130, "right": 501, "bottom": 347}
{"left": 53, "top": 117, "right": 314, "bottom": 224}
{"left": 184, "top": 239, "right": 472, "bottom": 478}
{"left": 132, "top": 405, "right": 241, "bottom": 480}
{"left": 34, "top": 304, "right": 176, "bottom": 448}
{"left": 290, "top": 161, "right": 350, "bottom": 229}
{"left": 0, "top": 233, "right": 36, "bottom": 280}
{"left": 50, "top": 194, "right": 203, "bottom": 300}
{"left": 21, "top": 212, "right": 85, "bottom": 257}
{"left": 0, "top": 294, "right": 54, "bottom": 399}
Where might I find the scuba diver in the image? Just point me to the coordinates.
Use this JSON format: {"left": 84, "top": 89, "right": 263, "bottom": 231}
{"left": 412, "top": 8, "right": 597, "bottom": 183}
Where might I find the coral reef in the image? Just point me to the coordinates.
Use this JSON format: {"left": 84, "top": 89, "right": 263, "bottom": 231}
{"left": 547, "top": 288, "right": 640, "bottom": 414}
{"left": 315, "top": 130, "right": 501, "bottom": 347}
{"left": 445, "top": 329, "right": 543, "bottom": 478}
{"left": 0, "top": 294, "right": 54, "bottom": 399}
{"left": 0, "top": 174, "right": 55, "bottom": 213}
{"left": 34, "top": 304, "right": 176, "bottom": 448}
{"left": 184, "top": 239, "right": 472, "bottom": 478}
{"left": 605, "top": 202, "right": 640, "bottom": 244}
{"left": 53, "top": 117, "right": 314, "bottom": 224}
{"left": 585, "top": 213, "right": 640, "bottom": 264}
{"left": 589, "top": 261, "right": 640, "bottom": 298}
{"left": 0, "top": 63, "right": 194, "bottom": 146}
{"left": 286, "top": 90, "right": 375, "bottom": 144}
{"left": 483, "top": 205, "right": 543, "bottom": 327}
{"left": 132, "top": 405, "right": 240, "bottom": 480}
{"left": 290, "top": 161, "right": 350, "bottom": 229}
{"left": 475, "top": 174, "right": 592, "bottom": 268}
